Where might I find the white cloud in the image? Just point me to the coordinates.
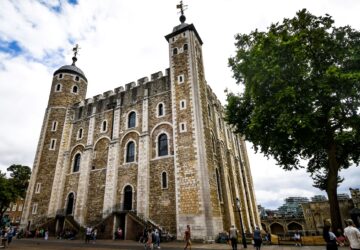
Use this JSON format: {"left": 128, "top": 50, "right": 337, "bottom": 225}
{"left": 0, "top": 0, "right": 359, "bottom": 209}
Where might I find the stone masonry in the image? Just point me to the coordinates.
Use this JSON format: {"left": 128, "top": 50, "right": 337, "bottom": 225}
{"left": 21, "top": 12, "right": 261, "bottom": 240}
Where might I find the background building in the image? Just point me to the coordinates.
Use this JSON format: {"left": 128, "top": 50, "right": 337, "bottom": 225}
{"left": 260, "top": 192, "right": 358, "bottom": 236}
{"left": 21, "top": 6, "right": 260, "bottom": 240}
{"left": 3, "top": 198, "right": 24, "bottom": 226}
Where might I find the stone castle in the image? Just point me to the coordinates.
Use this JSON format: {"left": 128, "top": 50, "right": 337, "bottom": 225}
{"left": 21, "top": 5, "right": 261, "bottom": 240}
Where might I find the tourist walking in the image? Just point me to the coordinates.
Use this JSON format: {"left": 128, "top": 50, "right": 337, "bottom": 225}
{"left": 184, "top": 225, "right": 192, "bottom": 250}
{"left": 344, "top": 219, "right": 360, "bottom": 250}
{"left": 323, "top": 223, "right": 338, "bottom": 250}
{"left": 253, "top": 226, "right": 262, "bottom": 250}
{"left": 229, "top": 225, "right": 238, "bottom": 250}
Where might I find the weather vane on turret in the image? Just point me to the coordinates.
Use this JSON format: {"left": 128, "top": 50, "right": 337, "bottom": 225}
{"left": 72, "top": 44, "right": 80, "bottom": 66}
{"left": 176, "top": 0, "right": 187, "bottom": 24}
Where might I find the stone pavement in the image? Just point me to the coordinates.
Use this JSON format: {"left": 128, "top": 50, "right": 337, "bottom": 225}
{"left": 8, "top": 238, "right": 349, "bottom": 249}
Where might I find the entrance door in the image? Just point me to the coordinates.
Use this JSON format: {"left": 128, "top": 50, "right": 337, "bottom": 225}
{"left": 66, "top": 193, "right": 74, "bottom": 215}
{"left": 123, "top": 185, "right": 132, "bottom": 211}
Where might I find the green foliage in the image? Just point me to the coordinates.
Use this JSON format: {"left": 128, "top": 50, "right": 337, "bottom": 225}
{"left": 227, "top": 9, "right": 360, "bottom": 229}
{"left": 7, "top": 164, "right": 31, "bottom": 198}
{"left": 0, "top": 164, "right": 31, "bottom": 226}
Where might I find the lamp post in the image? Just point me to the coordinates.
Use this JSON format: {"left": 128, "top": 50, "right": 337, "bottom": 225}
{"left": 236, "top": 197, "right": 247, "bottom": 248}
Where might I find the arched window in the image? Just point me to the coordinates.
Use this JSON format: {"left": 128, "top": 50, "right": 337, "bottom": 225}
{"left": 162, "top": 172, "right": 168, "bottom": 189}
{"left": 183, "top": 44, "right": 188, "bottom": 51}
{"left": 173, "top": 48, "right": 178, "bottom": 55}
{"left": 158, "top": 103, "right": 164, "bottom": 117}
{"left": 72, "top": 85, "right": 78, "bottom": 94}
{"left": 216, "top": 168, "right": 223, "bottom": 202}
{"left": 101, "top": 120, "right": 107, "bottom": 132}
{"left": 126, "top": 141, "right": 135, "bottom": 162}
{"left": 55, "top": 83, "right": 62, "bottom": 92}
{"left": 73, "top": 153, "right": 81, "bottom": 172}
{"left": 158, "top": 133, "right": 168, "bottom": 156}
{"left": 128, "top": 112, "right": 136, "bottom": 128}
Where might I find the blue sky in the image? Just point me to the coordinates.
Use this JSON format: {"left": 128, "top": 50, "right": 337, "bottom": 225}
{"left": 0, "top": 0, "right": 359, "bottom": 209}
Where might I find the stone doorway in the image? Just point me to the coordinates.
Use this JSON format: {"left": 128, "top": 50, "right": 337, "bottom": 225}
{"left": 123, "top": 185, "right": 132, "bottom": 211}
{"left": 66, "top": 193, "right": 75, "bottom": 215}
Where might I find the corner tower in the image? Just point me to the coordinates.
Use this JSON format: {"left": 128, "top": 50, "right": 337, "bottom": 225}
{"left": 166, "top": 4, "right": 222, "bottom": 240}
{"left": 21, "top": 46, "right": 87, "bottom": 229}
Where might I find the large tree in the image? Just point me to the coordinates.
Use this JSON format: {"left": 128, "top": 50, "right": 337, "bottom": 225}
{"left": 0, "top": 164, "right": 31, "bottom": 226}
{"left": 226, "top": 9, "right": 360, "bottom": 231}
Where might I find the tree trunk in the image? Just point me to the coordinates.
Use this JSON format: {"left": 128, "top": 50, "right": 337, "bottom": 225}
{"left": 326, "top": 144, "right": 342, "bottom": 231}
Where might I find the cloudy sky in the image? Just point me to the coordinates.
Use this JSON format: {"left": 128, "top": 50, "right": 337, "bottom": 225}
{"left": 0, "top": 0, "right": 359, "bottom": 209}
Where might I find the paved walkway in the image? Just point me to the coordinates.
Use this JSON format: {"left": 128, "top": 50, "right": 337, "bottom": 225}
{"left": 8, "top": 238, "right": 349, "bottom": 250}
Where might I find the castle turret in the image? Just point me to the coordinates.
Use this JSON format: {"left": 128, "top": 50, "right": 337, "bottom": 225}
{"left": 165, "top": 3, "right": 221, "bottom": 240}
{"left": 50, "top": 46, "right": 87, "bottom": 106}
{"left": 21, "top": 45, "right": 87, "bottom": 228}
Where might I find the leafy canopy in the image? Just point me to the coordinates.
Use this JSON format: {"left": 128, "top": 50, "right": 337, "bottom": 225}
{"left": 227, "top": 9, "right": 360, "bottom": 177}
{"left": 0, "top": 164, "right": 31, "bottom": 223}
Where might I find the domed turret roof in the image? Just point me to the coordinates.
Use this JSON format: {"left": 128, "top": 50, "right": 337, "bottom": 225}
{"left": 53, "top": 44, "right": 87, "bottom": 82}
{"left": 53, "top": 64, "right": 87, "bottom": 82}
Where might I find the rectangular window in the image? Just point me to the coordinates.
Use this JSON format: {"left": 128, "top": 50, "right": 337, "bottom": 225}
{"left": 35, "top": 183, "right": 41, "bottom": 194}
{"left": 51, "top": 121, "right": 57, "bottom": 131}
{"left": 177, "top": 74, "right": 184, "bottom": 84}
{"left": 12, "top": 204, "right": 17, "bottom": 211}
{"left": 49, "top": 139, "right": 56, "bottom": 150}
{"left": 32, "top": 203, "right": 38, "bottom": 214}
{"left": 180, "top": 100, "right": 186, "bottom": 110}
{"left": 179, "top": 122, "right": 187, "bottom": 132}
{"left": 18, "top": 204, "right": 23, "bottom": 212}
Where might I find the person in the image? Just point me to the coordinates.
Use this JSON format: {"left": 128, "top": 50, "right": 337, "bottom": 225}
{"left": 229, "top": 225, "right": 238, "bottom": 250}
{"left": 323, "top": 223, "right": 338, "bottom": 250}
{"left": 2, "top": 228, "right": 8, "bottom": 248}
{"left": 265, "top": 231, "right": 271, "bottom": 244}
{"left": 146, "top": 228, "right": 153, "bottom": 250}
{"left": 184, "top": 225, "right": 191, "bottom": 250}
{"left": 7, "top": 227, "right": 13, "bottom": 246}
{"left": 293, "top": 230, "right": 301, "bottom": 246}
{"left": 117, "top": 227, "right": 123, "bottom": 240}
{"left": 92, "top": 227, "right": 97, "bottom": 243}
{"left": 253, "top": 226, "right": 262, "bottom": 250}
{"left": 154, "top": 228, "right": 160, "bottom": 249}
{"left": 85, "top": 226, "right": 92, "bottom": 243}
{"left": 335, "top": 228, "right": 345, "bottom": 247}
{"left": 344, "top": 219, "right": 360, "bottom": 250}
{"left": 44, "top": 228, "right": 49, "bottom": 240}
{"left": 140, "top": 226, "right": 147, "bottom": 243}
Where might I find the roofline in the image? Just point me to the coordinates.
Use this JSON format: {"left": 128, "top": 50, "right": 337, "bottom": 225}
{"left": 53, "top": 68, "right": 88, "bottom": 82}
{"left": 165, "top": 23, "right": 203, "bottom": 45}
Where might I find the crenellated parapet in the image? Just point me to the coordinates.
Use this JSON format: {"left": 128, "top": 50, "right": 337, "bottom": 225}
{"left": 71, "top": 69, "right": 170, "bottom": 118}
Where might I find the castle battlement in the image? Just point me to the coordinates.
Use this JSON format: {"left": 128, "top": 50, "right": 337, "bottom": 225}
{"left": 21, "top": 9, "right": 260, "bottom": 242}
{"left": 70, "top": 69, "right": 171, "bottom": 117}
